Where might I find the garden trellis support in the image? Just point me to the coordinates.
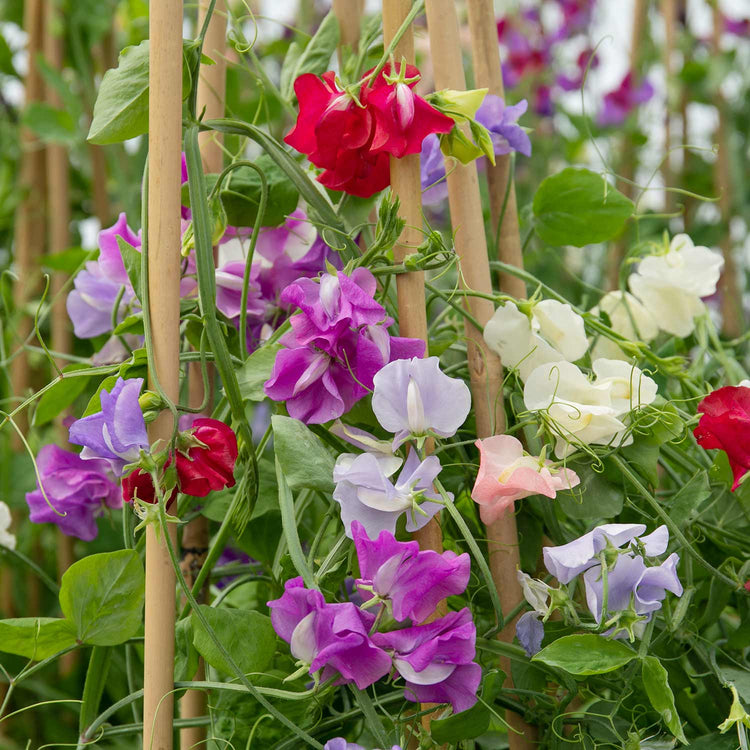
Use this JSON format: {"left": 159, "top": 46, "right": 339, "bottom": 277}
{"left": 143, "top": 0, "right": 183, "bottom": 747}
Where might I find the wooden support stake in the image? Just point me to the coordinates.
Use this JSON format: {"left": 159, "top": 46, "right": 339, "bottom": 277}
{"left": 711, "top": 5, "right": 742, "bottom": 339}
{"left": 466, "top": 0, "right": 525, "bottom": 299}
{"left": 333, "top": 0, "right": 364, "bottom": 60}
{"left": 179, "top": 3, "right": 226, "bottom": 747}
{"left": 606, "top": 0, "right": 648, "bottom": 290}
{"left": 424, "top": 3, "right": 534, "bottom": 748}
{"left": 143, "top": 0, "right": 183, "bottom": 748}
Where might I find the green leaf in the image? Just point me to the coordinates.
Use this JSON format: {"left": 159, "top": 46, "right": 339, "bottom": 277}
{"left": 236, "top": 343, "right": 282, "bottom": 401}
{"left": 39, "top": 246, "right": 93, "bottom": 274}
{"left": 556, "top": 463, "right": 623, "bottom": 519}
{"left": 82, "top": 375, "right": 119, "bottom": 417}
{"left": 191, "top": 605, "right": 275, "bottom": 677}
{"left": 668, "top": 471, "right": 710, "bottom": 528}
{"left": 532, "top": 168, "right": 634, "bottom": 247}
{"left": 175, "top": 617, "right": 199, "bottom": 682}
{"left": 532, "top": 634, "right": 636, "bottom": 675}
{"left": 79, "top": 646, "right": 112, "bottom": 738}
{"left": 272, "top": 415, "right": 335, "bottom": 494}
{"left": 0, "top": 35, "right": 17, "bottom": 76}
{"left": 113, "top": 312, "right": 145, "bottom": 337}
{"left": 117, "top": 235, "right": 143, "bottom": 301}
{"left": 22, "top": 101, "right": 77, "bottom": 145}
{"left": 219, "top": 155, "right": 299, "bottom": 227}
{"left": 641, "top": 656, "right": 687, "bottom": 743}
{"left": 0, "top": 618, "right": 77, "bottom": 661}
{"left": 280, "top": 12, "right": 339, "bottom": 102}
{"left": 59, "top": 550, "right": 145, "bottom": 646}
{"left": 620, "top": 438, "right": 660, "bottom": 487}
{"left": 279, "top": 40, "right": 303, "bottom": 103}
{"left": 33, "top": 365, "right": 92, "bottom": 427}
{"left": 87, "top": 40, "right": 192, "bottom": 145}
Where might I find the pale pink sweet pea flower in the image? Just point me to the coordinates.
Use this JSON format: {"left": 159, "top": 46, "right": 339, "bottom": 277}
{"left": 471, "top": 435, "right": 580, "bottom": 524}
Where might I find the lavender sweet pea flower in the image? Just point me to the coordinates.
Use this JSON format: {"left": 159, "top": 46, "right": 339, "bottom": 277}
{"left": 267, "top": 578, "right": 391, "bottom": 689}
{"left": 372, "top": 608, "right": 481, "bottom": 714}
{"left": 324, "top": 741, "right": 401, "bottom": 750}
{"left": 420, "top": 134, "right": 450, "bottom": 206}
{"left": 351, "top": 521, "right": 470, "bottom": 623}
{"left": 25, "top": 445, "right": 120, "bottom": 541}
{"left": 516, "top": 611, "right": 544, "bottom": 657}
{"left": 475, "top": 95, "right": 532, "bottom": 158}
{"left": 333, "top": 451, "right": 445, "bottom": 538}
{"left": 583, "top": 552, "right": 682, "bottom": 623}
{"left": 598, "top": 72, "right": 654, "bottom": 127}
{"left": 68, "top": 377, "right": 149, "bottom": 476}
{"left": 372, "top": 357, "right": 471, "bottom": 448}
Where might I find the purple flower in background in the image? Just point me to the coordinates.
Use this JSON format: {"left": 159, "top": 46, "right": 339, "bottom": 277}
{"left": 554, "top": 0, "right": 595, "bottom": 39}
{"left": 215, "top": 261, "right": 268, "bottom": 346}
{"left": 556, "top": 49, "right": 599, "bottom": 91}
{"left": 25, "top": 445, "right": 120, "bottom": 541}
{"left": 267, "top": 578, "right": 392, "bottom": 689}
{"left": 501, "top": 30, "right": 549, "bottom": 89}
{"left": 420, "top": 134, "right": 449, "bottom": 206}
{"left": 68, "top": 377, "right": 149, "bottom": 476}
{"left": 215, "top": 546, "right": 256, "bottom": 589}
{"left": 598, "top": 72, "right": 654, "bottom": 126}
{"left": 516, "top": 611, "right": 544, "bottom": 657}
{"left": 724, "top": 16, "right": 750, "bottom": 37}
{"left": 324, "top": 741, "right": 401, "bottom": 750}
{"left": 371, "top": 357, "right": 471, "bottom": 447}
{"left": 351, "top": 521, "right": 470, "bottom": 623}
{"left": 333, "top": 451, "right": 444, "bottom": 538}
{"left": 533, "top": 84, "right": 554, "bottom": 117}
{"left": 372, "top": 608, "right": 481, "bottom": 714}
{"left": 67, "top": 213, "right": 140, "bottom": 339}
{"left": 476, "top": 95, "right": 532, "bottom": 157}
{"left": 543, "top": 523, "right": 667, "bottom": 583}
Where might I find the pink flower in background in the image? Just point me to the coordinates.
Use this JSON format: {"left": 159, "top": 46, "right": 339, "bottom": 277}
{"left": 471, "top": 435, "right": 580, "bottom": 524}
{"left": 598, "top": 72, "right": 654, "bottom": 126}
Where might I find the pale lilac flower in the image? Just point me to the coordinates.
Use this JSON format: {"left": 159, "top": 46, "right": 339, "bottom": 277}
{"left": 330, "top": 421, "right": 394, "bottom": 455}
{"left": 25, "top": 445, "right": 120, "bottom": 541}
{"left": 543, "top": 523, "right": 668, "bottom": 584}
{"left": 267, "top": 578, "right": 392, "bottom": 689}
{"left": 476, "top": 95, "right": 531, "bottom": 157}
{"left": 598, "top": 73, "right": 654, "bottom": 127}
{"left": 324, "top": 741, "right": 401, "bottom": 750}
{"left": 372, "top": 608, "right": 481, "bottom": 714}
{"left": 351, "top": 521, "right": 470, "bottom": 623}
{"left": 68, "top": 377, "right": 149, "bottom": 476}
{"left": 420, "top": 134, "right": 449, "bottom": 206}
{"left": 516, "top": 611, "right": 544, "bottom": 657}
{"left": 371, "top": 357, "right": 471, "bottom": 448}
{"left": 332, "top": 451, "right": 444, "bottom": 538}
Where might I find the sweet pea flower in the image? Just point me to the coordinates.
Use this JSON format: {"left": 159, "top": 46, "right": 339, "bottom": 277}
{"left": 591, "top": 359, "right": 658, "bottom": 415}
{"left": 475, "top": 94, "right": 532, "bottom": 158}
{"left": 590, "top": 291, "right": 658, "bottom": 361}
{"left": 628, "top": 233, "right": 724, "bottom": 337}
{"left": 372, "top": 608, "right": 481, "bottom": 714}
{"left": 598, "top": 72, "right": 654, "bottom": 127}
{"left": 267, "top": 577, "right": 392, "bottom": 689}
{"left": 175, "top": 418, "right": 238, "bottom": 497}
{"left": 371, "top": 357, "right": 471, "bottom": 448}
{"left": 471, "top": 435, "right": 580, "bottom": 523}
{"left": 516, "top": 611, "right": 545, "bottom": 657}
{"left": 351, "top": 521, "right": 470, "bottom": 623}
{"left": 0, "top": 501, "right": 16, "bottom": 550}
{"left": 324, "top": 741, "right": 401, "bottom": 750}
{"left": 694, "top": 385, "right": 750, "bottom": 490}
{"left": 542, "top": 523, "right": 668, "bottom": 583}
{"left": 215, "top": 261, "right": 267, "bottom": 345}
{"left": 25, "top": 445, "right": 120, "bottom": 541}
{"left": 483, "top": 300, "right": 588, "bottom": 382}
{"left": 333, "top": 451, "right": 444, "bottom": 538}
{"left": 420, "top": 134, "right": 449, "bottom": 206}
{"left": 68, "top": 377, "right": 149, "bottom": 476}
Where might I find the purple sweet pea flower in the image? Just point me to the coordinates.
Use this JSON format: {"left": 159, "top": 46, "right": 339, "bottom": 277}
{"left": 542, "top": 523, "right": 670, "bottom": 584}
{"left": 333, "top": 451, "right": 445, "bottom": 538}
{"left": 324, "top": 742, "right": 401, "bottom": 750}
{"left": 372, "top": 608, "right": 481, "bottom": 714}
{"left": 556, "top": 49, "right": 599, "bottom": 91}
{"left": 420, "top": 134, "right": 450, "bottom": 206}
{"left": 724, "top": 16, "right": 750, "bottom": 37}
{"left": 68, "top": 377, "right": 149, "bottom": 476}
{"left": 267, "top": 577, "right": 392, "bottom": 689}
{"left": 476, "top": 95, "right": 532, "bottom": 158}
{"left": 371, "top": 357, "right": 471, "bottom": 448}
{"left": 351, "top": 521, "right": 470, "bottom": 623}
{"left": 516, "top": 611, "right": 544, "bottom": 657}
{"left": 583, "top": 551, "right": 682, "bottom": 623}
{"left": 598, "top": 72, "right": 654, "bottom": 127}
{"left": 215, "top": 261, "right": 268, "bottom": 347}
{"left": 25, "top": 445, "right": 120, "bottom": 541}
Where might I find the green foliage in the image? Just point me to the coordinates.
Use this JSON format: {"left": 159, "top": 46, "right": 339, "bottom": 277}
{"left": 533, "top": 634, "right": 637, "bottom": 675}
{"left": 641, "top": 655, "right": 688, "bottom": 743}
{"left": 0, "top": 618, "right": 77, "bottom": 660}
{"left": 32, "top": 365, "right": 92, "bottom": 427}
{"left": 272, "top": 414, "right": 336, "bottom": 494}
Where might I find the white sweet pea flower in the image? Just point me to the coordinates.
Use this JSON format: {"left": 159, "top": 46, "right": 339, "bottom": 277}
{"left": 517, "top": 570, "right": 552, "bottom": 615}
{"left": 590, "top": 291, "right": 658, "bottom": 361}
{"left": 524, "top": 361, "right": 628, "bottom": 458}
{"left": 0, "top": 502, "right": 16, "bottom": 550}
{"left": 484, "top": 300, "right": 587, "bottom": 381}
{"left": 591, "top": 359, "right": 658, "bottom": 414}
{"left": 628, "top": 233, "right": 724, "bottom": 338}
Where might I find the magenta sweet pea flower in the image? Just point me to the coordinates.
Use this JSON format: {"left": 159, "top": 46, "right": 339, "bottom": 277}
{"left": 598, "top": 72, "right": 654, "bottom": 127}
{"left": 351, "top": 521, "right": 470, "bottom": 624}
{"left": 25, "top": 445, "right": 120, "bottom": 541}
{"left": 68, "top": 377, "right": 149, "bottom": 476}
{"left": 372, "top": 608, "right": 481, "bottom": 714}
{"left": 333, "top": 450, "right": 444, "bottom": 538}
{"left": 267, "top": 578, "right": 391, "bottom": 689}
{"left": 371, "top": 357, "right": 471, "bottom": 448}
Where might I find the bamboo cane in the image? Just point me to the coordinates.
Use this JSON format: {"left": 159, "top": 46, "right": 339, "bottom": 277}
{"left": 466, "top": 0, "right": 525, "bottom": 300}
{"left": 606, "top": 0, "right": 648, "bottom": 290}
{"left": 333, "top": 0, "right": 363, "bottom": 60}
{"left": 178, "top": 3, "right": 226, "bottom": 747}
{"left": 423, "top": 2, "right": 536, "bottom": 747}
{"left": 662, "top": 0, "right": 676, "bottom": 215}
{"left": 711, "top": 5, "right": 742, "bottom": 339}
{"left": 143, "top": 1, "right": 183, "bottom": 748}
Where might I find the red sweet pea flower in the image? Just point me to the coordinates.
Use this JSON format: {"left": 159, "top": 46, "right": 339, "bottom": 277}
{"left": 122, "top": 466, "right": 178, "bottom": 508}
{"left": 694, "top": 385, "right": 750, "bottom": 490}
{"left": 284, "top": 63, "right": 453, "bottom": 198}
{"left": 175, "top": 418, "right": 238, "bottom": 498}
